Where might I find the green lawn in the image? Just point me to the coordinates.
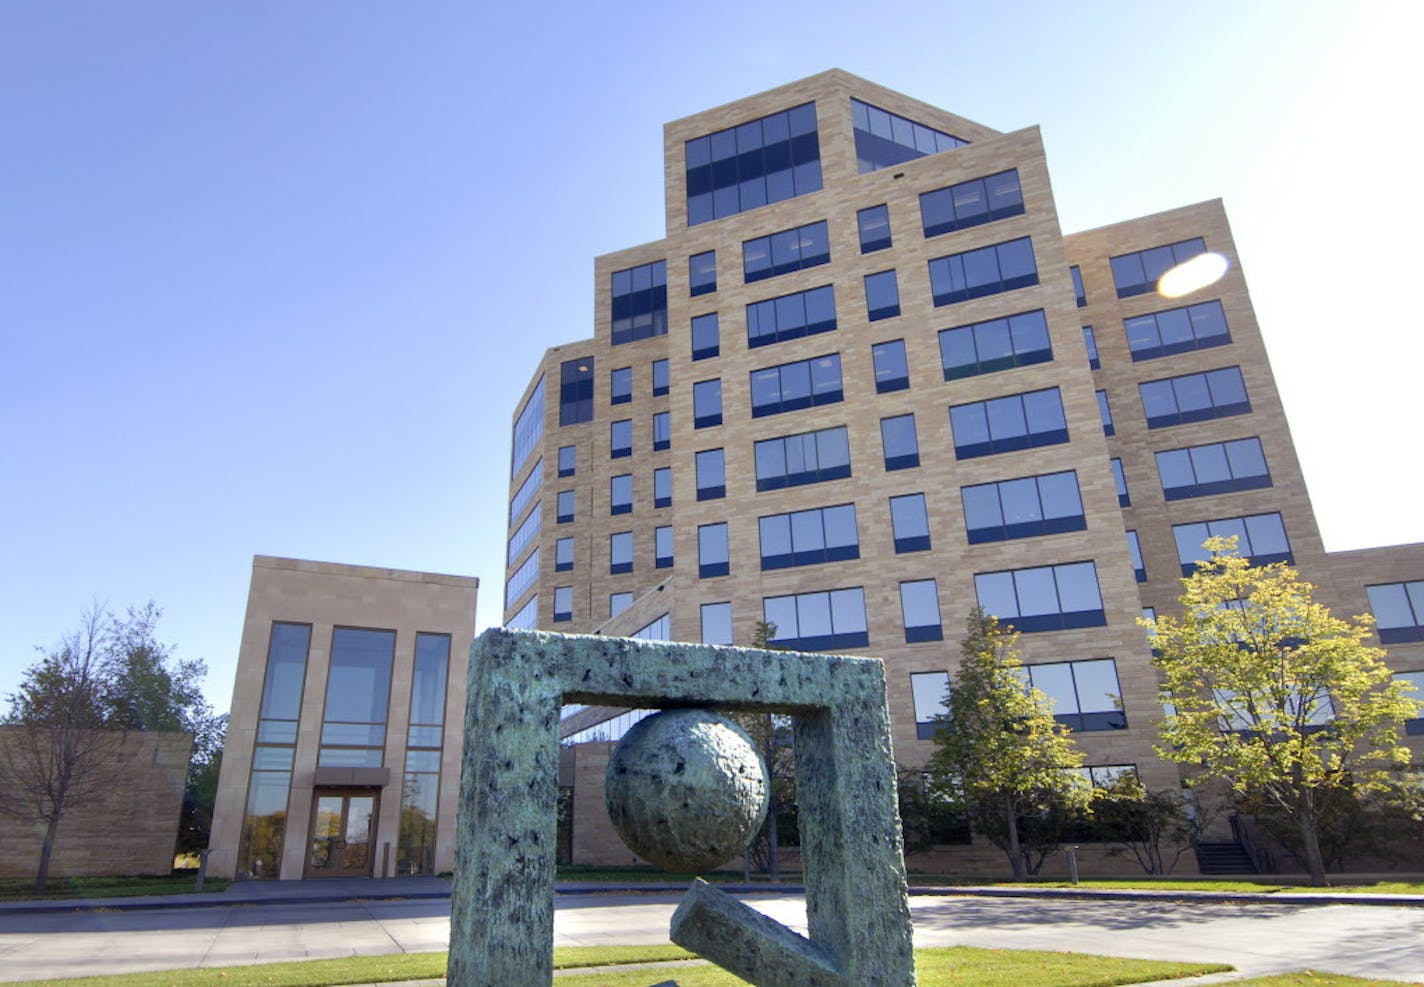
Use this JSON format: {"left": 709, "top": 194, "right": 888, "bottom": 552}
{"left": 4, "top": 946, "right": 1229, "bottom": 987}
{"left": 1234, "top": 975, "right": 1420, "bottom": 987}
{"left": 0, "top": 874, "right": 229, "bottom": 903}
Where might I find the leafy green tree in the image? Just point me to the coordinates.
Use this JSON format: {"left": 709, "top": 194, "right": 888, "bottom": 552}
{"left": 1147, "top": 536, "right": 1421, "bottom": 886}
{"left": 927, "top": 609, "right": 1091, "bottom": 879}
{"left": 1092, "top": 775, "right": 1211, "bottom": 875}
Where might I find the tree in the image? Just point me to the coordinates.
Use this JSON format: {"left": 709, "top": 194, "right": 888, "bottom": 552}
{"left": 735, "top": 620, "right": 796, "bottom": 880}
{"left": 927, "top": 609, "right": 1091, "bottom": 879}
{"left": 1092, "top": 775, "right": 1212, "bottom": 875}
{"left": 1147, "top": 536, "right": 1421, "bottom": 886}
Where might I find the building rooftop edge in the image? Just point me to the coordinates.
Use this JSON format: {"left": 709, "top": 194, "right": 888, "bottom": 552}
{"left": 252, "top": 554, "right": 479, "bottom": 589}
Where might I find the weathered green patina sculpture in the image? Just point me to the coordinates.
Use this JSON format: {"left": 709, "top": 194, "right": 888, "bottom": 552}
{"left": 447, "top": 628, "right": 916, "bottom": 986}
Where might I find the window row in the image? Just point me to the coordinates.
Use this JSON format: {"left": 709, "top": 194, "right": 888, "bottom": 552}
{"left": 509, "top": 457, "right": 542, "bottom": 524}
{"left": 1157, "top": 437, "right": 1270, "bottom": 500}
{"left": 686, "top": 102, "right": 821, "bottom": 225}
{"left": 750, "top": 354, "right": 842, "bottom": 417}
{"left": 908, "top": 657, "right": 1125, "bottom": 739}
{"left": 851, "top": 98, "right": 967, "bottom": 174}
{"left": 610, "top": 260, "right": 668, "bottom": 345}
{"left": 1172, "top": 512, "right": 1292, "bottom": 574}
{"left": 1110, "top": 237, "right": 1206, "bottom": 298}
{"left": 1140, "top": 366, "right": 1250, "bottom": 429}
{"left": 743, "top": 220, "right": 829, "bottom": 282}
{"left": 939, "top": 308, "right": 1051, "bottom": 380}
{"left": 759, "top": 504, "right": 859, "bottom": 570}
{"left": 928, "top": 237, "right": 1037, "bottom": 307}
{"left": 1367, "top": 583, "right": 1424, "bottom": 644}
{"left": 747, "top": 284, "right": 837, "bottom": 348}
{"left": 919, "top": 169, "right": 1024, "bottom": 237}
{"left": 1125, "top": 299, "right": 1230, "bottom": 361}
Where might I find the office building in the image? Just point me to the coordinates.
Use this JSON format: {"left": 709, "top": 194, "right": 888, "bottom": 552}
{"left": 503, "top": 70, "right": 1423, "bottom": 872}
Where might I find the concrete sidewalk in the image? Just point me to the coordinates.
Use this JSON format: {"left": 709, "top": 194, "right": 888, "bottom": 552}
{"left": 2, "top": 875, "right": 1422, "bottom": 917}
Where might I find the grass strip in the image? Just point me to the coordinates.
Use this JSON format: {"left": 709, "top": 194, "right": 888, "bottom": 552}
{"left": 0, "top": 876, "right": 230, "bottom": 903}
{"left": 1233, "top": 974, "right": 1420, "bottom": 986}
{"left": 4, "top": 946, "right": 1227, "bottom": 987}
{"left": 977, "top": 879, "right": 1424, "bottom": 895}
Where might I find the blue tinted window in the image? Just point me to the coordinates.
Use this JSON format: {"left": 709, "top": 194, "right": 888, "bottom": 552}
{"left": 872, "top": 339, "right": 909, "bottom": 393}
{"left": 507, "top": 503, "right": 541, "bottom": 566}
{"left": 858, "top": 204, "right": 891, "bottom": 253}
{"left": 764, "top": 587, "right": 868, "bottom": 651}
{"left": 1156, "top": 437, "right": 1270, "bottom": 500}
{"left": 974, "top": 561, "right": 1106, "bottom": 633}
{"left": 509, "top": 457, "right": 542, "bottom": 524}
{"left": 1173, "top": 512, "right": 1292, "bottom": 574}
{"left": 1127, "top": 530, "right": 1146, "bottom": 583}
{"left": 686, "top": 102, "right": 822, "bottom": 225}
{"left": 559, "top": 358, "right": 594, "bottom": 426}
{"left": 939, "top": 309, "right": 1052, "bottom": 379}
{"left": 1110, "top": 238, "right": 1207, "bottom": 298}
{"left": 1139, "top": 367, "right": 1250, "bottom": 428}
{"left": 1070, "top": 266, "right": 1087, "bottom": 308}
{"left": 696, "top": 448, "right": 725, "bottom": 501}
{"left": 961, "top": 470, "right": 1085, "bottom": 544}
{"left": 698, "top": 522, "right": 729, "bottom": 578}
{"left": 556, "top": 490, "right": 575, "bottom": 524}
{"left": 652, "top": 358, "right": 669, "bottom": 396}
{"left": 890, "top": 493, "right": 930, "bottom": 553}
{"left": 880, "top": 414, "right": 919, "bottom": 471}
{"left": 553, "top": 585, "right": 571, "bottom": 622}
{"left": 754, "top": 425, "right": 851, "bottom": 491}
{"left": 1111, "top": 458, "right": 1130, "bottom": 507}
{"left": 689, "top": 251, "right": 717, "bottom": 296}
{"left": 610, "top": 419, "right": 632, "bottom": 458}
{"left": 694, "top": 379, "right": 722, "bottom": 429}
{"left": 653, "top": 466, "right": 672, "bottom": 508}
{"left": 746, "top": 284, "right": 837, "bottom": 348}
{"left": 744, "top": 220, "right": 830, "bottom": 282}
{"left": 652, "top": 411, "right": 670, "bottom": 451}
{"left": 1026, "top": 659, "right": 1126, "bottom": 731}
{"left": 691, "top": 313, "right": 719, "bottom": 361}
{"left": 511, "top": 375, "right": 545, "bottom": 478}
{"left": 506, "top": 549, "right": 540, "bottom": 610}
{"left": 610, "top": 531, "right": 633, "bottom": 575}
{"left": 851, "top": 98, "right": 967, "bottom": 174}
{"left": 950, "top": 387, "right": 1068, "bottom": 459}
{"left": 864, "top": 270, "right": 901, "bottom": 321}
{"left": 700, "top": 602, "right": 732, "bottom": 644}
{"left": 1097, "top": 390, "right": 1114, "bottom": 436}
{"left": 610, "top": 367, "right": 632, "bottom": 405}
{"left": 655, "top": 525, "right": 674, "bottom": 569}
{"left": 1368, "top": 583, "right": 1424, "bottom": 643}
{"left": 557, "top": 445, "right": 575, "bottom": 478}
{"left": 555, "top": 536, "right": 573, "bottom": 572}
{"left": 750, "top": 354, "right": 842, "bottom": 417}
{"left": 611, "top": 261, "right": 668, "bottom": 345}
{"left": 928, "top": 238, "right": 1038, "bottom": 307}
{"left": 610, "top": 474, "right": 632, "bottom": 515}
{"left": 759, "top": 503, "right": 859, "bottom": 570}
{"left": 919, "top": 169, "right": 1024, "bottom": 237}
{"left": 900, "top": 580, "right": 943, "bottom": 643}
{"left": 1082, "top": 326, "right": 1099, "bottom": 370}
{"left": 1394, "top": 671, "right": 1424, "bottom": 733}
{"left": 1125, "top": 299, "right": 1231, "bottom": 361}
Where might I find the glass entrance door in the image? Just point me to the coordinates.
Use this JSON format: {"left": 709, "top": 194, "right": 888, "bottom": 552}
{"left": 306, "top": 790, "right": 378, "bottom": 877}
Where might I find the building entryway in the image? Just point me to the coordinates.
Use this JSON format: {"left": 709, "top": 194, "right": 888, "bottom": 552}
{"left": 305, "top": 789, "right": 379, "bottom": 877}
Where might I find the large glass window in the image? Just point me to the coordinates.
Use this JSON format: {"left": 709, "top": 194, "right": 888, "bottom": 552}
{"left": 864, "top": 270, "right": 901, "bottom": 321}
{"left": 961, "top": 470, "right": 1085, "bottom": 544}
{"left": 689, "top": 250, "right": 717, "bottom": 297}
{"left": 872, "top": 339, "right": 909, "bottom": 393}
{"left": 506, "top": 595, "right": 537, "bottom": 631}
{"left": 890, "top": 493, "right": 931, "bottom": 553}
{"left": 655, "top": 525, "right": 674, "bottom": 568}
{"left": 750, "top": 354, "right": 842, "bottom": 417}
{"left": 511, "top": 375, "right": 545, "bottom": 479}
{"left": 686, "top": 102, "right": 821, "bottom": 225}
{"left": 950, "top": 387, "right": 1068, "bottom": 459}
{"left": 1110, "top": 238, "right": 1206, "bottom": 298}
{"left": 974, "top": 562, "right": 1106, "bottom": 632}
{"left": 399, "top": 633, "right": 449, "bottom": 875}
{"left": 319, "top": 628, "right": 395, "bottom": 769}
{"left": 754, "top": 425, "right": 851, "bottom": 491}
{"left": 764, "top": 588, "right": 868, "bottom": 651}
{"left": 1172, "top": 512, "right": 1293, "bottom": 574}
{"left": 691, "top": 313, "right": 720, "bottom": 361}
{"left": 653, "top": 466, "right": 672, "bottom": 508}
{"left": 558, "top": 358, "right": 594, "bottom": 427}
{"left": 693, "top": 378, "right": 723, "bottom": 428}
{"left": 1140, "top": 367, "right": 1251, "bottom": 428}
{"left": 509, "top": 458, "right": 542, "bottom": 525}
{"left": 610, "top": 367, "right": 632, "bottom": 405}
{"left": 1024, "top": 658, "right": 1125, "bottom": 731}
{"left": 238, "top": 622, "right": 310, "bottom": 879}
{"left": 610, "top": 531, "right": 633, "bottom": 574}
{"left": 610, "top": 473, "right": 632, "bottom": 515}
{"left": 851, "top": 98, "right": 967, "bottom": 173}
{"left": 743, "top": 220, "right": 830, "bottom": 282}
{"left": 1156, "top": 437, "right": 1270, "bottom": 500}
{"left": 746, "top": 284, "right": 836, "bottom": 348}
{"left": 698, "top": 522, "right": 729, "bottom": 578}
{"left": 919, "top": 169, "right": 1024, "bottom": 237}
{"left": 1125, "top": 299, "right": 1231, "bottom": 361}
{"left": 759, "top": 503, "right": 859, "bottom": 570}
{"left": 507, "top": 503, "right": 541, "bottom": 565}
{"left": 858, "top": 204, "right": 891, "bottom": 253}
{"left": 611, "top": 260, "right": 668, "bottom": 345}
{"left": 938, "top": 309, "right": 1052, "bottom": 379}
{"left": 900, "top": 579, "right": 943, "bottom": 643}
{"left": 1368, "top": 584, "right": 1424, "bottom": 644}
{"left": 910, "top": 670, "right": 949, "bottom": 739}
{"left": 880, "top": 414, "right": 919, "bottom": 471}
{"left": 928, "top": 237, "right": 1037, "bottom": 306}
{"left": 701, "top": 602, "right": 733, "bottom": 645}
{"left": 696, "top": 448, "right": 726, "bottom": 500}
{"left": 505, "top": 548, "right": 540, "bottom": 610}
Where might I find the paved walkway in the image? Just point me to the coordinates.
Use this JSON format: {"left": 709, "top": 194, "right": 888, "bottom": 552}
{"left": 0, "top": 880, "right": 1421, "bottom": 983}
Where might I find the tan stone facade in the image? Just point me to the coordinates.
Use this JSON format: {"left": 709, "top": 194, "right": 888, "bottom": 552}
{"left": 503, "top": 71, "right": 1423, "bottom": 873}
{"left": 0, "top": 728, "right": 191, "bottom": 878}
{"left": 209, "top": 556, "right": 476, "bottom": 880}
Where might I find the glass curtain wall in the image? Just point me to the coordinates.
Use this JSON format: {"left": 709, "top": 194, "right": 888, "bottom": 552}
{"left": 398, "top": 633, "right": 450, "bottom": 875}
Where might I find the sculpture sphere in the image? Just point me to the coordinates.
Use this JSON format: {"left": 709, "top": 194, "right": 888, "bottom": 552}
{"left": 604, "top": 708, "right": 769, "bottom": 873}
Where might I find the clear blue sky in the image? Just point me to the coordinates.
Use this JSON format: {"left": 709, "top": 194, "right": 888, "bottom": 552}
{"left": 3, "top": 0, "right": 1419, "bottom": 713}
